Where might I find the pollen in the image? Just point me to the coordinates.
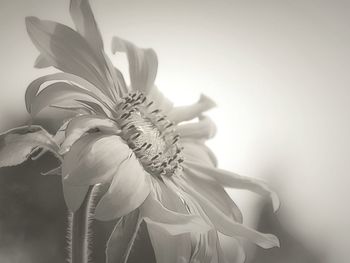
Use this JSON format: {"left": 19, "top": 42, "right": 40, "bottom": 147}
{"left": 116, "top": 92, "right": 183, "bottom": 177}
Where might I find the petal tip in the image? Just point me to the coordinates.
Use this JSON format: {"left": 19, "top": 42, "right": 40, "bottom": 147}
{"left": 270, "top": 192, "right": 281, "bottom": 213}
{"left": 25, "top": 16, "right": 39, "bottom": 28}
{"left": 261, "top": 234, "right": 280, "bottom": 249}
{"left": 199, "top": 93, "right": 217, "bottom": 110}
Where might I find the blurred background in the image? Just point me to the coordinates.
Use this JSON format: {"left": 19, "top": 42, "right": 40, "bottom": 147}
{"left": 1, "top": 0, "right": 349, "bottom": 262}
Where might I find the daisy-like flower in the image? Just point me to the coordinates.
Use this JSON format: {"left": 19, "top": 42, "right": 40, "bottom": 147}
{"left": 0, "top": 0, "right": 279, "bottom": 262}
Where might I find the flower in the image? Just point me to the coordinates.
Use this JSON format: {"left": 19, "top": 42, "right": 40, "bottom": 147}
{"left": 0, "top": 0, "right": 280, "bottom": 262}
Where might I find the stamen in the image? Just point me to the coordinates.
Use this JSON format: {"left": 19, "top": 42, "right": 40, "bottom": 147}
{"left": 116, "top": 92, "right": 184, "bottom": 177}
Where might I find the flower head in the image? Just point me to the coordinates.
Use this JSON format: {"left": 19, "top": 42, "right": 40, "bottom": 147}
{"left": 0, "top": 0, "right": 279, "bottom": 262}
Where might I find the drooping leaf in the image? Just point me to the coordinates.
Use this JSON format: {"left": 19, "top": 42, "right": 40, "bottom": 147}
{"left": 0, "top": 125, "right": 60, "bottom": 167}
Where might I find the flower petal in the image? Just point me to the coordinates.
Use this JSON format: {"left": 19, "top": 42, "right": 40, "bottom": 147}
{"left": 26, "top": 16, "right": 113, "bottom": 99}
{"left": 185, "top": 161, "right": 280, "bottom": 212}
{"left": 175, "top": 115, "right": 217, "bottom": 140}
{"left": 70, "top": 0, "right": 127, "bottom": 99}
{"left": 146, "top": 85, "right": 174, "bottom": 114}
{"left": 183, "top": 167, "right": 243, "bottom": 223}
{"left": 106, "top": 209, "right": 142, "bottom": 263}
{"left": 75, "top": 99, "right": 109, "bottom": 116}
{"left": 62, "top": 134, "right": 131, "bottom": 186}
{"left": 217, "top": 234, "right": 246, "bottom": 263}
{"left": 190, "top": 230, "right": 222, "bottom": 263}
{"left": 140, "top": 193, "right": 210, "bottom": 236}
{"left": 164, "top": 181, "right": 220, "bottom": 263}
{"left": 30, "top": 82, "right": 111, "bottom": 117}
{"left": 69, "top": 0, "right": 104, "bottom": 55}
{"left": 182, "top": 140, "right": 218, "bottom": 167}
{"left": 25, "top": 72, "right": 114, "bottom": 114}
{"left": 146, "top": 178, "right": 192, "bottom": 263}
{"left": 111, "top": 36, "right": 158, "bottom": 94}
{"left": 174, "top": 176, "right": 280, "bottom": 249}
{"left": 34, "top": 53, "right": 51, "bottom": 68}
{"left": 0, "top": 125, "right": 60, "bottom": 168}
{"left": 168, "top": 94, "right": 216, "bottom": 124}
{"left": 102, "top": 51, "right": 129, "bottom": 97}
{"left": 94, "top": 154, "right": 150, "bottom": 220}
{"left": 60, "top": 115, "right": 120, "bottom": 154}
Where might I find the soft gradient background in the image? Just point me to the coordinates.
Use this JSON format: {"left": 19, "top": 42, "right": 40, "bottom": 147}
{"left": 1, "top": 0, "right": 349, "bottom": 262}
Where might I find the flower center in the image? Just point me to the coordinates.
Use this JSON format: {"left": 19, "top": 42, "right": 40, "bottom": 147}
{"left": 116, "top": 92, "right": 183, "bottom": 177}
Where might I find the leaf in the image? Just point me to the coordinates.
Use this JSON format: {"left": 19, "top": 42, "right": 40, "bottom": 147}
{"left": 0, "top": 125, "right": 60, "bottom": 167}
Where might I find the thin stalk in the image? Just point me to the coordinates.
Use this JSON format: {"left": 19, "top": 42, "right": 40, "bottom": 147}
{"left": 67, "top": 185, "right": 100, "bottom": 263}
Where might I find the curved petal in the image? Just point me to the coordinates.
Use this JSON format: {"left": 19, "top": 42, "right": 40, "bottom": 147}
{"left": 175, "top": 116, "right": 216, "bottom": 140}
{"left": 53, "top": 119, "right": 71, "bottom": 145}
{"left": 111, "top": 36, "right": 158, "bottom": 94}
{"left": 146, "top": 178, "right": 192, "bottom": 263}
{"left": 174, "top": 176, "right": 280, "bottom": 249}
{"left": 168, "top": 94, "right": 216, "bottom": 124}
{"left": 190, "top": 229, "right": 222, "bottom": 263}
{"left": 75, "top": 99, "right": 109, "bottom": 115}
{"left": 30, "top": 82, "right": 112, "bottom": 117}
{"left": 106, "top": 209, "right": 142, "bottom": 263}
{"left": 25, "top": 16, "right": 113, "bottom": 99}
{"left": 69, "top": 0, "right": 103, "bottom": 55}
{"left": 62, "top": 134, "right": 131, "bottom": 186}
{"left": 60, "top": 115, "right": 120, "bottom": 154}
{"left": 164, "top": 180, "right": 219, "bottom": 263}
{"left": 94, "top": 154, "right": 150, "bottom": 221}
{"left": 70, "top": 0, "right": 126, "bottom": 99}
{"left": 102, "top": 52, "right": 129, "bottom": 98}
{"left": 184, "top": 161, "right": 280, "bottom": 212}
{"left": 147, "top": 85, "right": 174, "bottom": 114}
{"left": 217, "top": 234, "right": 246, "bottom": 263}
{"left": 183, "top": 167, "right": 243, "bottom": 223}
{"left": 34, "top": 53, "right": 51, "bottom": 68}
{"left": 181, "top": 140, "right": 218, "bottom": 167}
{"left": 140, "top": 193, "right": 210, "bottom": 236}
{"left": 25, "top": 72, "right": 114, "bottom": 114}
{"left": 0, "top": 125, "right": 60, "bottom": 167}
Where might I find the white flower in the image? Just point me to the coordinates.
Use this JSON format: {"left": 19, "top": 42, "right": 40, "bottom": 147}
{"left": 0, "top": 0, "right": 279, "bottom": 262}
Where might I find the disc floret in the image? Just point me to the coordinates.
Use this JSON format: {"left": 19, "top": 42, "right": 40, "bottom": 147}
{"left": 116, "top": 92, "right": 183, "bottom": 177}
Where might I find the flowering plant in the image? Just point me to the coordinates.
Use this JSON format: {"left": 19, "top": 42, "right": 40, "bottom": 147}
{"left": 0, "top": 0, "right": 279, "bottom": 262}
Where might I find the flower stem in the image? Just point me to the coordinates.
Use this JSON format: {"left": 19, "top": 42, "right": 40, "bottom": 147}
{"left": 68, "top": 185, "right": 99, "bottom": 263}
